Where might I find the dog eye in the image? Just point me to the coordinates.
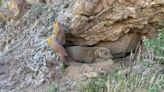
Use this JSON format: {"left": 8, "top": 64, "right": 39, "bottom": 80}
{"left": 101, "top": 49, "right": 105, "bottom": 52}
{"left": 104, "top": 52, "right": 108, "bottom": 55}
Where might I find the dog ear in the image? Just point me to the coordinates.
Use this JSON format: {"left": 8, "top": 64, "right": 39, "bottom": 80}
{"left": 94, "top": 48, "right": 99, "bottom": 57}
{"left": 96, "top": 47, "right": 113, "bottom": 59}
{"left": 100, "top": 48, "right": 108, "bottom": 58}
{"left": 101, "top": 48, "right": 113, "bottom": 59}
{"left": 94, "top": 47, "right": 103, "bottom": 57}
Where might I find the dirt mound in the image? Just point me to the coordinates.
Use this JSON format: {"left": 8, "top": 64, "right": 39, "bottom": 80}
{"left": 66, "top": 59, "right": 114, "bottom": 80}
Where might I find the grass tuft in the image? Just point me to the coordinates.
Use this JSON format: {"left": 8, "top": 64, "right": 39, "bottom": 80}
{"left": 80, "top": 72, "right": 164, "bottom": 92}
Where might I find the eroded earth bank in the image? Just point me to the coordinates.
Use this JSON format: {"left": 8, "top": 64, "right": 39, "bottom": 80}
{"left": 0, "top": 0, "right": 164, "bottom": 91}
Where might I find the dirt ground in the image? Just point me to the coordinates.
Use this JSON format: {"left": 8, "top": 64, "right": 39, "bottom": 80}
{"left": 0, "top": 55, "right": 128, "bottom": 92}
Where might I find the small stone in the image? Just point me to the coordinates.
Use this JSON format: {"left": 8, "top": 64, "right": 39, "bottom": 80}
{"left": 83, "top": 72, "right": 98, "bottom": 78}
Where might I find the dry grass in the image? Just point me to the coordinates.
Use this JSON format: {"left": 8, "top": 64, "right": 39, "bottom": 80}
{"left": 79, "top": 71, "right": 164, "bottom": 92}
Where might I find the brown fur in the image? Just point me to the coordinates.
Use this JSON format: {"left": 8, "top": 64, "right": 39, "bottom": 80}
{"left": 66, "top": 46, "right": 113, "bottom": 63}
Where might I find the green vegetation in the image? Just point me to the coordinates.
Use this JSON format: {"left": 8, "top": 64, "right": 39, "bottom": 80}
{"left": 0, "top": 0, "right": 2, "bottom": 6}
{"left": 48, "top": 82, "right": 59, "bottom": 92}
{"left": 80, "top": 73, "right": 164, "bottom": 92}
{"left": 80, "top": 75, "right": 108, "bottom": 92}
{"left": 143, "top": 21, "right": 164, "bottom": 64}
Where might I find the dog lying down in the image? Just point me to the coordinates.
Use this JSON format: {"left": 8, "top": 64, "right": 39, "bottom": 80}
{"left": 66, "top": 46, "right": 113, "bottom": 63}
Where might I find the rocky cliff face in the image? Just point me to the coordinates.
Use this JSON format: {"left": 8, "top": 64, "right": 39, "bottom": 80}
{"left": 69, "top": 0, "right": 164, "bottom": 44}
{"left": 0, "top": 0, "right": 74, "bottom": 91}
{"left": 65, "top": 0, "right": 164, "bottom": 56}
{"left": 0, "top": 0, "right": 164, "bottom": 91}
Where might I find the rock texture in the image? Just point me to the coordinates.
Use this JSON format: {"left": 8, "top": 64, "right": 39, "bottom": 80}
{"left": 66, "top": 0, "right": 164, "bottom": 55}
{"left": 0, "top": 0, "right": 164, "bottom": 91}
{"left": 0, "top": 0, "right": 74, "bottom": 91}
{"left": 96, "top": 33, "right": 140, "bottom": 57}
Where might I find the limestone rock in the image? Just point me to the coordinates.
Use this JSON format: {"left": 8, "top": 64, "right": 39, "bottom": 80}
{"left": 0, "top": 0, "right": 164, "bottom": 91}
{"left": 66, "top": 0, "right": 164, "bottom": 47}
{"left": 96, "top": 33, "right": 140, "bottom": 57}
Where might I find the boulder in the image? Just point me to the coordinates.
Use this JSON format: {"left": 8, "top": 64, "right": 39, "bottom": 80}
{"left": 96, "top": 33, "right": 140, "bottom": 57}
{"left": 66, "top": 0, "right": 164, "bottom": 48}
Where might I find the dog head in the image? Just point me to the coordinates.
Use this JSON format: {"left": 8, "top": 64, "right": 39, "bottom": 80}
{"left": 94, "top": 47, "right": 113, "bottom": 59}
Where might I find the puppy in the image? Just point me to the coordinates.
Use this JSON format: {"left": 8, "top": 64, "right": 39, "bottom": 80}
{"left": 66, "top": 46, "right": 113, "bottom": 63}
